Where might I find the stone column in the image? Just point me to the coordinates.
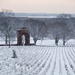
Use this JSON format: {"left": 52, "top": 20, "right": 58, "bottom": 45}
{"left": 17, "top": 30, "right": 22, "bottom": 45}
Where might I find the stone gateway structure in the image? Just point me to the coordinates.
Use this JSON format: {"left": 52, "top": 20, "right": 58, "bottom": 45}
{"left": 17, "top": 27, "right": 30, "bottom": 45}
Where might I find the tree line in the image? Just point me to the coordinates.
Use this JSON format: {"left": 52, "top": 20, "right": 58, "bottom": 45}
{"left": 0, "top": 10, "right": 75, "bottom": 46}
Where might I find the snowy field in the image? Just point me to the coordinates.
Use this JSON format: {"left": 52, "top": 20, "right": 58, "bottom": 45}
{"left": 0, "top": 39, "right": 75, "bottom": 75}
{"left": 0, "top": 45, "right": 75, "bottom": 75}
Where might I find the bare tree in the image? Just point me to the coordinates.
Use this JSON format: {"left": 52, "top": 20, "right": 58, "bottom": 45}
{"left": 0, "top": 9, "right": 15, "bottom": 47}
{"left": 46, "top": 18, "right": 62, "bottom": 46}
{"left": 25, "top": 18, "right": 46, "bottom": 45}
{"left": 57, "top": 14, "right": 74, "bottom": 46}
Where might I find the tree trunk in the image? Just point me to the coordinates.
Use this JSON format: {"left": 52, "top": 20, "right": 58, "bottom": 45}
{"left": 8, "top": 36, "right": 10, "bottom": 48}
{"left": 5, "top": 35, "right": 8, "bottom": 44}
{"left": 63, "top": 37, "right": 66, "bottom": 46}
{"left": 55, "top": 37, "right": 58, "bottom": 46}
{"left": 34, "top": 38, "right": 37, "bottom": 45}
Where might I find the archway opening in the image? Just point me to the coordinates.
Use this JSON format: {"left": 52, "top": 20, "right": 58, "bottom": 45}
{"left": 22, "top": 35, "right": 25, "bottom": 46}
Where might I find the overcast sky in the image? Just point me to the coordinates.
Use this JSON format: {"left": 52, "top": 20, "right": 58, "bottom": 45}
{"left": 0, "top": 0, "right": 75, "bottom": 13}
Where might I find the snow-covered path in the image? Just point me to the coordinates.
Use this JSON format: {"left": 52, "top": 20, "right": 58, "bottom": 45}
{"left": 0, "top": 46, "right": 75, "bottom": 75}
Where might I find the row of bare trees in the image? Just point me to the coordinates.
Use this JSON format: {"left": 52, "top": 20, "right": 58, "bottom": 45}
{"left": 46, "top": 14, "right": 75, "bottom": 46}
{"left": 24, "top": 15, "right": 75, "bottom": 46}
{"left": 0, "top": 10, "right": 75, "bottom": 46}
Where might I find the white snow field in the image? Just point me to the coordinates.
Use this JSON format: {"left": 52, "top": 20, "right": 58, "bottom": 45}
{"left": 0, "top": 46, "right": 75, "bottom": 75}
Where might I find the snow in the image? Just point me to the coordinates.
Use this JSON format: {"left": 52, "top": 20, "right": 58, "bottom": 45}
{"left": 0, "top": 45, "right": 75, "bottom": 75}
{"left": 0, "top": 39, "right": 75, "bottom": 75}
{"left": 1, "top": 37, "right": 75, "bottom": 46}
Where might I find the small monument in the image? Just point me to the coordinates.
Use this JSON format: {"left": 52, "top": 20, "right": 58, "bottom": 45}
{"left": 17, "top": 27, "right": 30, "bottom": 45}
{"left": 12, "top": 50, "right": 18, "bottom": 58}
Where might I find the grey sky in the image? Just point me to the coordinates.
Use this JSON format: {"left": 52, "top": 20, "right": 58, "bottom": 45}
{"left": 0, "top": 0, "right": 75, "bottom": 13}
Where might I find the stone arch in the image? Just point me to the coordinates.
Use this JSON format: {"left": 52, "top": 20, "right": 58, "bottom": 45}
{"left": 17, "top": 27, "right": 30, "bottom": 45}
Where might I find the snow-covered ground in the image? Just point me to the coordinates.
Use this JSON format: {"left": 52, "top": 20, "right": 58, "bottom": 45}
{"left": 0, "top": 39, "right": 75, "bottom": 75}
{"left": 0, "top": 45, "right": 75, "bottom": 75}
